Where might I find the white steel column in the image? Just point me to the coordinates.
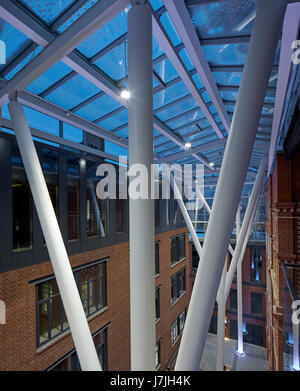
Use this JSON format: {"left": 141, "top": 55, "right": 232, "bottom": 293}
{"left": 216, "top": 256, "right": 228, "bottom": 371}
{"left": 87, "top": 180, "right": 105, "bottom": 237}
{"left": 8, "top": 99, "right": 101, "bottom": 371}
{"left": 128, "top": 1, "right": 155, "bottom": 371}
{"left": 170, "top": 175, "right": 202, "bottom": 258}
{"left": 236, "top": 205, "right": 245, "bottom": 356}
{"left": 175, "top": 0, "right": 287, "bottom": 371}
{"left": 196, "top": 187, "right": 234, "bottom": 258}
{"left": 224, "top": 156, "right": 268, "bottom": 300}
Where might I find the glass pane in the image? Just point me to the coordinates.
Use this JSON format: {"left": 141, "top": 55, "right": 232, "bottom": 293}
{"left": 0, "top": 18, "right": 31, "bottom": 74}
{"left": 89, "top": 279, "right": 97, "bottom": 314}
{"left": 77, "top": 10, "right": 128, "bottom": 59}
{"left": 189, "top": 0, "right": 256, "bottom": 40}
{"left": 81, "top": 281, "right": 88, "bottom": 315}
{"left": 67, "top": 156, "right": 80, "bottom": 241}
{"left": 50, "top": 279, "right": 59, "bottom": 296}
{"left": 19, "top": 0, "right": 75, "bottom": 25}
{"left": 50, "top": 295, "right": 62, "bottom": 338}
{"left": 12, "top": 164, "right": 33, "bottom": 252}
{"left": 39, "top": 302, "right": 49, "bottom": 345}
{"left": 26, "top": 62, "right": 72, "bottom": 95}
{"left": 38, "top": 282, "right": 49, "bottom": 301}
{"left": 46, "top": 74, "right": 101, "bottom": 111}
{"left": 98, "top": 276, "right": 104, "bottom": 309}
{"left": 116, "top": 199, "right": 125, "bottom": 233}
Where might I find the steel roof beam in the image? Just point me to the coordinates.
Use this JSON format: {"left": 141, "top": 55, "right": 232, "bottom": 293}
{"left": 162, "top": 0, "right": 231, "bottom": 134}
{"left": 0, "top": 0, "right": 130, "bottom": 106}
{"left": 268, "top": 2, "right": 300, "bottom": 173}
{"left": 151, "top": 3, "right": 224, "bottom": 139}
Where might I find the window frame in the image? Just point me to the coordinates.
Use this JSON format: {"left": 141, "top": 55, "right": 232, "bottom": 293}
{"left": 171, "top": 267, "right": 186, "bottom": 305}
{"left": 35, "top": 258, "right": 108, "bottom": 348}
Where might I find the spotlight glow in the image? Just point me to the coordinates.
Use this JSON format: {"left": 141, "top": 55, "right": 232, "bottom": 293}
{"left": 120, "top": 89, "right": 130, "bottom": 100}
{"left": 185, "top": 142, "right": 192, "bottom": 149}
{"left": 209, "top": 162, "right": 215, "bottom": 167}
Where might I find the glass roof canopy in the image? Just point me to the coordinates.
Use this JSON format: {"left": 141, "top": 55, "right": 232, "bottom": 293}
{"left": 0, "top": 0, "right": 286, "bottom": 183}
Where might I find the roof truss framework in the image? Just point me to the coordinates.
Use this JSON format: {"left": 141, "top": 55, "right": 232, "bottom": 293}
{"left": 0, "top": 0, "right": 282, "bottom": 174}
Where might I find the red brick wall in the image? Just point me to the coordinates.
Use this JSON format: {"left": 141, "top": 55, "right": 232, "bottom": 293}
{"left": 0, "top": 227, "right": 189, "bottom": 371}
{"left": 265, "top": 152, "right": 300, "bottom": 370}
{"left": 155, "top": 228, "right": 190, "bottom": 370}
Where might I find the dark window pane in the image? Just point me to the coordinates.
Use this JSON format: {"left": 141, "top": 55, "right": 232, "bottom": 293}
{"left": 86, "top": 160, "right": 109, "bottom": 238}
{"left": 250, "top": 247, "right": 263, "bottom": 282}
{"left": 155, "top": 288, "right": 160, "bottom": 321}
{"left": 50, "top": 295, "right": 62, "bottom": 338}
{"left": 230, "top": 289, "right": 237, "bottom": 312}
{"left": 155, "top": 242, "right": 159, "bottom": 275}
{"left": 155, "top": 199, "right": 160, "bottom": 227}
{"left": 171, "top": 268, "right": 186, "bottom": 304}
{"left": 116, "top": 199, "right": 125, "bottom": 233}
{"left": 12, "top": 164, "right": 33, "bottom": 251}
{"left": 67, "top": 156, "right": 80, "bottom": 241}
{"left": 39, "top": 302, "right": 49, "bottom": 345}
{"left": 38, "top": 282, "right": 49, "bottom": 301}
{"left": 40, "top": 148, "right": 59, "bottom": 218}
{"left": 171, "top": 234, "right": 186, "bottom": 265}
{"left": 251, "top": 292, "right": 263, "bottom": 316}
{"left": 37, "top": 261, "right": 107, "bottom": 346}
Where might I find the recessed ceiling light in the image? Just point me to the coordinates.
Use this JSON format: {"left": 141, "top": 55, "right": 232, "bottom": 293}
{"left": 185, "top": 142, "right": 192, "bottom": 149}
{"left": 120, "top": 89, "right": 130, "bottom": 100}
{"left": 209, "top": 162, "right": 215, "bottom": 167}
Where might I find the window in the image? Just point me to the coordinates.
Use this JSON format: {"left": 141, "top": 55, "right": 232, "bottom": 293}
{"left": 36, "top": 260, "right": 107, "bottom": 347}
{"left": 171, "top": 268, "right": 186, "bottom": 304}
{"left": 171, "top": 321, "right": 177, "bottom": 344}
{"left": 250, "top": 248, "right": 263, "bottom": 282}
{"left": 86, "top": 161, "right": 109, "bottom": 238}
{"left": 244, "top": 323, "right": 264, "bottom": 347}
{"left": 171, "top": 234, "right": 186, "bottom": 265}
{"left": 116, "top": 198, "right": 125, "bottom": 233}
{"left": 155, "top": 242, "right": 159, "bottom": 275}
{"left": 77, "top": 262, "right": 106, "bottom": 317}
{"left": 49, "top": 327, "right": 108, "bottom": 371}
{"left": 155, "top": 287, "right": 160, "bottom": 321}
{"left": 67, "top": 156, "right": 80, "bottom": 241}
{"left": 40, "top": 148, "right": 59, "bottom": 218}
{"left": 230, "top": 319, "right": 238, "bottom": 340}
{"left": 155, "top": 199, "right": 160, "bottom": 227}
{"left": 155, "top": 340, "right": 161, "bottom": 368}
{"left": 12, "top": 142, "right": 33, "bottom": 251}
{"left": 171, "top": 309, "right": 186, "bottom": 344}
{"left": 251, "top": 292, "right": 263, "bottom": 316}
{"left": 230, "top": 289, "right": 237, "bottom": 312}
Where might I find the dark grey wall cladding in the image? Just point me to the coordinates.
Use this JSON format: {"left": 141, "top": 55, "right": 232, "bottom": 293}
{"left": 0, "top": 133, "right": 185, "bottom": 274}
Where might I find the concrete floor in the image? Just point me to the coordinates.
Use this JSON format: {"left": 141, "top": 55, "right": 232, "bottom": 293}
{"left": 199, "top": 333, "right": 269, "bottom": 371}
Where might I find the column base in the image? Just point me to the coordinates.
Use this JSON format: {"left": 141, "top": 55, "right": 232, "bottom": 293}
{"left": 236, "top": 350, "right": 245, "bottom": 357}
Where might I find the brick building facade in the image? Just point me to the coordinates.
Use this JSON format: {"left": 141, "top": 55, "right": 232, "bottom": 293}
{"left": 0, "top": 133, "right": 191, "bottom": 371}
{"left": 265, "top": 152, "right": 300, "bottom": 371}
{"left": 190, "top": 242, "right": 267, "bottom": 348}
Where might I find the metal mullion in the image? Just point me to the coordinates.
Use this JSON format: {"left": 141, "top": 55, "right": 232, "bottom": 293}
{"left": 70, "top": 91, "right": 105, "bottom": 112}
{"left": 39, "top": 71, "right": 77, "bottom": 98}
{"left": 90, "top": 32, "right": 128, "bottom": 64}
{"left": 0, "top": 42, "right": 37, "bottom": 78}
{"left": 47, "top": 281, "right": 51, "bottom": 341}
{"left": 50, "top": 0, "right": 88, "bottom": 31}
{"left": 153, "top": 93, "right": 191, "bottom": 114}
{"left": 93, "top": 106, "right": 125, "bottom": 124}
